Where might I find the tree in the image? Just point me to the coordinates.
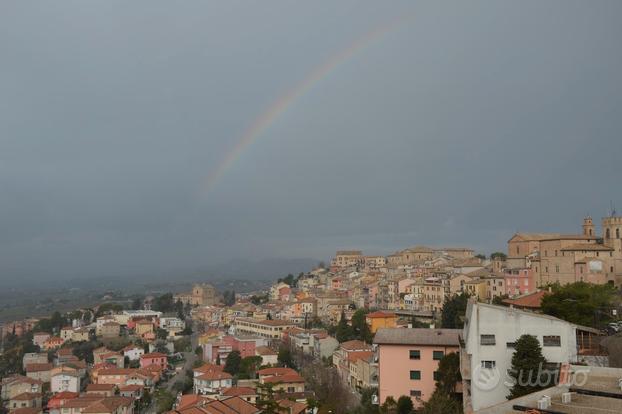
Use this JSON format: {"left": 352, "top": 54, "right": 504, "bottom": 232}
{"left": 396, "top": 396, "right": 413, "bottom": 414}
{"left": 175, "top": 300, "right": 185, "bottom": 320}
{"left": 155, "top": 328, "right": 168, "bottom": 341}
{"left": 350, "top": 387, "right": 379, "bottom": 414}
{"left": 380, "top": 396, "right": 396, "bottom": 414}
{"left": 277, "top": 346, "right": 295, "bottom": 369}
{"left": 475, "top": 254, "right": 486, "bottom": 260}
{"left": 255, "top": 382, "right": 284, "bottom": 414}
{"left": 418, "top": 390, "right": 461, "bottom": 414}
{"left": 224, "top": 350, "right": 242, "bottom": 375}
{"left": 152, "top": 293, "right": 175, "bottom": 313}
{"left": 131, "top": 297, "right": 143, "bottom": 310}
{"left": 441, "top": 293, "right": 469, "bottom": 329}
{"left": 223, "top": 290, "right": 236, "bottom": 306}
{"left": 492, "top": 294, "right": 509, "bottom": 306}
{"left": 490, "top": 252, "right": 507, "bottom": 260}
{"left": 435, "top": 352, "right": 461, "bottom": 395}
{"left": 351, "top": 309, "right": 373, "bottom": 343}
{"left": 541, "top": 282, "right": 616, "bottom": 328}
{"left": 409, "top": 316, "right": 428, "bottom": 328}
{"left": 507, "top": 334, "right": 554, "bottom": 399}
{"left": 154, "top": 389, "right": 175, "bottom": 414}
{"left": 95, "top": 304, "right": 123, "bottom": 318}
{"left": 239, "top": 355, "right": 263, "bottom": 379}
{"left": 336, "top": 311, "right": 354, "bottom": 343}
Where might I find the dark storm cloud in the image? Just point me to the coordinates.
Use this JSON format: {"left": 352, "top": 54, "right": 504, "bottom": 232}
{"left": 1, "top": 0, "right": 621, "bottom": 281}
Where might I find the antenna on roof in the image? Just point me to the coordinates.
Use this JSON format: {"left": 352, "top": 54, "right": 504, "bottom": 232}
{"left": 610, "top": 200, "right": 617, "bottom": 217}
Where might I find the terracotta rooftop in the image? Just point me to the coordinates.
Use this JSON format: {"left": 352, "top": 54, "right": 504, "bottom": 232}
{"left": 222, "top": 387, "right": 257, "bottom": 396}
{"left": 262, "top": 374, "right": 304, "bottom": 384}
{"left": 502, "top": 290, "right": 549, "bottom": 309}
{"left": 257, "top": 367, "right": 297, "bottom": 377}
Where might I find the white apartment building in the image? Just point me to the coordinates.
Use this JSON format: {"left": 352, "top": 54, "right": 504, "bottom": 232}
{"left": 461, "top": 301, "right": 600, "bottom": 412}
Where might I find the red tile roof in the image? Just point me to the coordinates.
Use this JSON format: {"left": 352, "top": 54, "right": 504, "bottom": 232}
{"left": 262, "top": 374, "right": 304, "bottom": 384}
{"left": 222, "top": 387, "right": 257, "bottom": 397}
{"left": 257, "top": 367, "right": 297, "bottom": 377}
{"left": 503, "top": 290, "right": 549, "bottom": 309}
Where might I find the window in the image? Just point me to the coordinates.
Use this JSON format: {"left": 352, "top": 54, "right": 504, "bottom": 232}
{"left": 481, "top": 361, "right": 496, "bottom": 369}
{"left": 433, "top": 351, "right": 444, "bottom": 360}
{"left": 555, "top": 265, "right": 559, "bottom": 273}
{"left": 433, "top": 371, "right": 441, "bottom": 381}
{"left": 617, "top": 228, "right": 620, "bottom": 239}
{"left": 410, "top": 370, "right": 421, "bottom": 380}
{"left": 480, "top": 334, "right": 496, "bottom": 345}
{"left": 409, "top": 350, "right": 420, "bottom": 360}
{"left": 606, "top": 229, "right": 611, "bottom": 239}
{"left": 410, "top": 390, "right": 422, "bottom": 397}
{"left": 543, "top": 335, "right": 561, "bottom": 347}
{"left": 506, "top": 342, "right": 516, "bottom": 348}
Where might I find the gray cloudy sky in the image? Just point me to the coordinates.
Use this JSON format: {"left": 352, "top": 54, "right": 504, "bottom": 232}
{"left": 2, "top": 0, "right": 622, "bottom": 281}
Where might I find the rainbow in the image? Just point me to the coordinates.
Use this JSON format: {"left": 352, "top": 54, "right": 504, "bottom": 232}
{"left": 200, "top": 16, "right": 411, "bottom": 197}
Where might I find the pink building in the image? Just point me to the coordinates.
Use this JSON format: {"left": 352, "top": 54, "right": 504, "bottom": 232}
{"left": 223, "top": 336, "right": 257, "bottom": 358}
{"left": 374, "top": 328, "right": 461, "bottom": 408}
{"left": 140, "top": 352, "right": 167, "bottom": 370}
{"left": 504, "top": 268, "right": 535, "bottom": 297}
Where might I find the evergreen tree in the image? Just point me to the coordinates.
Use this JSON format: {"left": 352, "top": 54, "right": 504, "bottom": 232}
{"left": 441, "top": 293, "right": 469, "bottom": 329}
{"left": 255, "top": 383, "right": 284, "bottom": 414}
{"left": 435, "top": 352, "right": 461, "bottom": 395}
{"left": 336, "top": 310, "right": 354, "bottom": 343}
{"left": 224, "top": 350, "right": 242, "bottom": 375}
{"left": 419, "top": 390, "right": 462, "bottom": 414}
{"left": 396, "top": 396, "right": 413, "bottom": 414}
{"left": 508, "top": 334, "right": 554, "bottom": 399}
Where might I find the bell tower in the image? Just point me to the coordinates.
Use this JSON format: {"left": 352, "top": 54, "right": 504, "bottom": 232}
{"left": 583, "top": 216, "right": 595, "bottom": 237}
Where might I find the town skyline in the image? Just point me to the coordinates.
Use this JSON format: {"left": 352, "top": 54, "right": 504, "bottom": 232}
{"left": 3, "top": 1, "right": 622, "bottom": 282}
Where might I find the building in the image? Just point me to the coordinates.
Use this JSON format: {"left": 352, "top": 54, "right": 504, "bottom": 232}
{"left": 504, "top": 268, "right": 535, "bottom": 297}
{"left": 25, "top": 363, "right": 53, "bottom": 383}
{"left": 474, "top": 365, "right": 622, "bottom": 414}
{"left": 86, "top": 384, "right": 117, "bottom": 397}
{"left": 1, "top": 376, "right": 42, "bottom": 400}
{"left": 50, "top": 367, "right": 81, "bottom": 394}
{"left": 233, "top": 318, "right": 297, "bottom": 340}
{"left": 374, "top": 328, "right": 461, "bottom": 408}
{"left": 333, "top": 340, "right": 373, "bottom": 386}
{"left": 122, "top": 345, "right": 144, "bottom": 362}
{"left": 330, "top": 250, "right": 364, "bottom": 269}
{"left": 220, "top": 387, "right": 258, "bottom": 404}
{"left": 255, "top": 346, "right": 278, "bottom": 366}
{"left": 99, "top": 322, "right": 121, "bottom": 338}
{"left": 53, "top": 395, "right": 134, "bottom": 414}
{"left": 506, "top": 215, "right": 622, "bottom": 287}
{"left": 174, "top": 283, "right": 217, "bottom": 306}
{"left": 365, "top": 311, "right": 397, "bottom": 334}
{"left": 192, "top": 364, "right": 232, "bottom": 395}
{"left": 139, "top": 353, "right": 167, "bottom": 370}
{"left": 461, "top": 300, "right": 602, "bottom": 412}
{"left": 257, "top": 368, "right": 305, "bottom": 394}
{"left": 8, "top": 393, "right": 42, "bottom": 411}
{"left": 22, "top": 353, "right": 48, "bottom": 371}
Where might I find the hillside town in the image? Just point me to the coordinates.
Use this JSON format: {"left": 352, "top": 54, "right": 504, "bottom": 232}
{"left": 2, "top": 215, "right": 622, "bottom": 414}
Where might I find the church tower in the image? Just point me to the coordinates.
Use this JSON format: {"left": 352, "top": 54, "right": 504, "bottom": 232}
{"left": 602, "top": 212, "right": 622, "bottom": 251}
{"left": 582, "top": 216, "right": 595, "bottom": 237}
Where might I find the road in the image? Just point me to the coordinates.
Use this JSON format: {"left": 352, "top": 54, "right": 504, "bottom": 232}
{"left": 165, "top": 328, "right": 199, "bottom": 392}
{"left": 143, "top": 321, "right": 199, "bottom": 414}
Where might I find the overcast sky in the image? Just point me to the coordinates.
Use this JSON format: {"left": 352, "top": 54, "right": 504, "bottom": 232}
{"left": 2, "top": 1, "right": 622, "bottom": 281}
